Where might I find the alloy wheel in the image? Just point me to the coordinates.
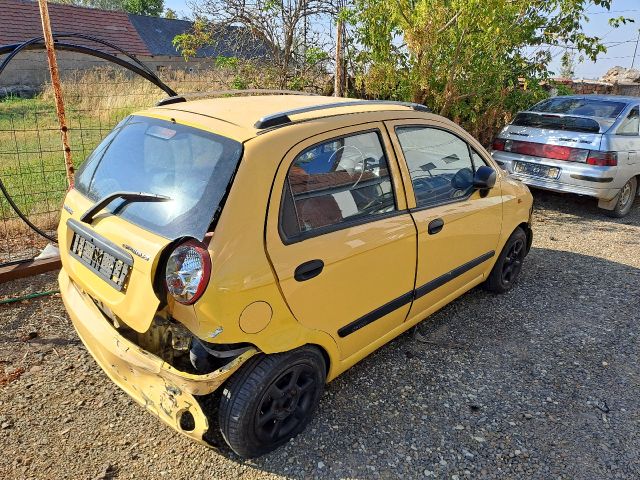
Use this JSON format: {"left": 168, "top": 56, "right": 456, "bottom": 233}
{"left": 501, "top": 238, "right": 525, "bottom": 285}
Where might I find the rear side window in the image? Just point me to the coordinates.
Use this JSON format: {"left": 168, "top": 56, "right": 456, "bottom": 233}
{"left": 617, "top": 107, "right": 639, "bottom": 136}
{"left": 281, "top": 131, "right": 396, "bottom": 239}
{"left": 396, "top": 127, "right": 475, "bottom": 209}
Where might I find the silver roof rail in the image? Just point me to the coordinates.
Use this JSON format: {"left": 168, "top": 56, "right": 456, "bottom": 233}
{"left": 254, "top": 100, "right": 431, "bottom": 129}
{"left": 156, "top": 89, "right": 317, "bottom": 107}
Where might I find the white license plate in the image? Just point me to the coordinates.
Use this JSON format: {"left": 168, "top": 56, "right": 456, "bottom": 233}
{"left": 513, "top": 162, "right": 560, "bottom": 179}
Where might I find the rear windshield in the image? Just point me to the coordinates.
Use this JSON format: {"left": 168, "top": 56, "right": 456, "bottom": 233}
{"left": 75, "top": 115, "right": 243, "bottom": 240}
{"left": 511, "top": 112, "right": 601, "bottom": 133}
{"left": 530, "top": 97, "right": 626, "bottom": 119}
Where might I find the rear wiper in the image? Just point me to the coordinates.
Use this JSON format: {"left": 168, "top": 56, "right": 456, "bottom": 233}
{"left": 80, "top": 191, "right": 171, "bottom": 224}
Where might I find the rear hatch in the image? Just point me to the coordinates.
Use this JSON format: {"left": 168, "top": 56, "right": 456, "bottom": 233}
{"left": 59, "top": 114, "right": 243, "bottom": 332}
{"left": 499, "top": 111, "right": 605, "bottom": 151}
{"left": 496, "top": 97, "right": 627, "bottom": 154}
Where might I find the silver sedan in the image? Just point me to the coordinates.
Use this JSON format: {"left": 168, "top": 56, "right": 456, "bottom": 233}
{"left": 491, "top": 95, "right": 639, "bottom": 217}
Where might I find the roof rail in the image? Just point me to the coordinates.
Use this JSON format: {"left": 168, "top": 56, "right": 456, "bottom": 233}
{"left": 156, "top": 89, "right": 316, "bottom": 107}
{"left": 254, "top": 100, "right": 431, "bottom": 129}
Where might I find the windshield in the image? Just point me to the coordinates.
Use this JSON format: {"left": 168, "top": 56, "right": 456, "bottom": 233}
{"left": 75, "top": 115, "right": 243, "bottom": 240}
{"left": 530, "top": 97, "right": 626, "bottom": 119}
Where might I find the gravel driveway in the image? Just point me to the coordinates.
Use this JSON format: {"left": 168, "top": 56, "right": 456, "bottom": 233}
{"left": 1, "top": 190, "right": 639, "bottom": 479}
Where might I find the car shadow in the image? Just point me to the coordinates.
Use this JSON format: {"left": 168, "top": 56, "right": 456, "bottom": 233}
{"left": 231, "top": 247, "right": 640, "bottom": 478}
{"left": 530, "top": 187, "right": 640, "bottom": 228}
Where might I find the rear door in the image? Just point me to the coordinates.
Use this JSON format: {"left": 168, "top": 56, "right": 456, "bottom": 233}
{"left": 266, "top": 124, "right": 417, "bottom": 359}
{"left": 386, "top": 119, "right": 503, "bottom": 322}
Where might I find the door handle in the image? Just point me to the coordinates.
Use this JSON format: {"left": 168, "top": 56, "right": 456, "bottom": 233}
{"left": 428, "top": 218, "right": 445, "bottom": 235}
{"left": 294, "top": 259, "right": 324, "bottom": 282}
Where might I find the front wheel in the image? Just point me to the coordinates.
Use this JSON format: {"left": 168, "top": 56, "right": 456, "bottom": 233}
{"left": 605, "top": 177, "right": 637, "bottom": 218}
{"left": 218, "top": 346, "right": 326, "bottom": 458}
{"left": 483, "top": 227, "right": 527, "bottom": 294}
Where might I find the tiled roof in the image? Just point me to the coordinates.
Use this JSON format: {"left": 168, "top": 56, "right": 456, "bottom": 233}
{"left": 0, "top": 0, "right": 150, "bottom": 55}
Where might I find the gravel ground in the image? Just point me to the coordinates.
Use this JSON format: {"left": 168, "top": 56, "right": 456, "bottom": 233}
{"left": 1, "top": 190, "right": 639, "bottom": 479}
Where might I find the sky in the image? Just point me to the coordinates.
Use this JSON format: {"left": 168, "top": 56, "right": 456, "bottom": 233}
{"left": 163, "top": 0, "right": 640, "bottom": 80}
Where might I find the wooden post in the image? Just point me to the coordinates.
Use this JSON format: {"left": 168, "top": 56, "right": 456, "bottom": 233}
{"left": 334, "top": 18, "right": 344, "bottom": 97}
{"left": 37, "top": 0, "right": 74, "bottom": 188}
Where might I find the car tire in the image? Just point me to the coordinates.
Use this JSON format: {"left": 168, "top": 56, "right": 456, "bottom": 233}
{"left": 218, "top": 346, "right": 326, "bottom": 458}
{"left": 483, "top": 227, "right": 527, "bottom": 294}
{"left": 605, "top": 177, "right": 637, "bottom": 218}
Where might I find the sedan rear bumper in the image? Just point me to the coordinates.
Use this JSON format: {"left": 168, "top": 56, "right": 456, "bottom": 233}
{"left": 491, "top": 151, "right": 620, "bottom": 200}
{"left": 58, "top": 270, "right": 256, "bottom": 445}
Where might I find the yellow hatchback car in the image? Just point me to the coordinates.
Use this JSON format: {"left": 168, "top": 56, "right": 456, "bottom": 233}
{"left": 58, "top": 94, "right": 533, "bottom": 458}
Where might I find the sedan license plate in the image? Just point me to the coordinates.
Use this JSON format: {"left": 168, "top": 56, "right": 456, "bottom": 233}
{"left": 513, "top": 161, "right": 560, "bottom": 179}
{"left": 70, "top": 232, "right": 131, "bottom": 290}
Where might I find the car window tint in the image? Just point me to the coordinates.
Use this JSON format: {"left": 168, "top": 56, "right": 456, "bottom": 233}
{"left": 471, "top": 149, "right": 487, "bottom": 168}
{"left": 531, "top": 98, "right": 626, "bottom": 119}
{"left": 396, "top": 127, "right": 475, "bottom": 208}
{"left": 617, "top": 107, "right": 639, "bottom": 135}
{"left": 281, "top": 131, "right": 396, "bottom": 238}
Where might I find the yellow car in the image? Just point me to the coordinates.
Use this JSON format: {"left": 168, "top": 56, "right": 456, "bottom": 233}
{"left": 58, "top": 94, "right": 533, "bottom": 458}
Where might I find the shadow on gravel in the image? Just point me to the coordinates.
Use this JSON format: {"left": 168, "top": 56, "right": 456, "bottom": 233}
{"left": 531, "top": 188, "right": 640, "bottom": 227}
{"left": 240, "top": 247, "right": 640, "bottom": 478}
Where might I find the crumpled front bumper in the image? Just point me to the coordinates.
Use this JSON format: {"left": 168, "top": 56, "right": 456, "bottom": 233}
{"left": 59, "top": 270, "right": 256, "bottom": 445}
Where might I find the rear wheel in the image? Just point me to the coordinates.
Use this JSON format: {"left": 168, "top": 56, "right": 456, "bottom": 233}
{"left": 484, "top": 227, "right": 527, "bottom": 294}
{"left": 605, "top": 177, "right": 637, "bottom": 218}
{"left": 219, "top": 346, "right": 326, "bottom": 458}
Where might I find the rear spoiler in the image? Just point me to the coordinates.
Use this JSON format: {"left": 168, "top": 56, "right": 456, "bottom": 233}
{"left": 512, "top": 111, "right": 609, "bottom": 134}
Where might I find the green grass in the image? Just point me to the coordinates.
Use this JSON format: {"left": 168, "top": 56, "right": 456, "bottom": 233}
{"left": 0, "top": 95, "right": 141, "bottom": 228}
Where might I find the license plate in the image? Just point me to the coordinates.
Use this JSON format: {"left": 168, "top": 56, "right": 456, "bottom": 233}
{"left": 70, "top": 232, "right": 131, "bottom": 290}
{"left": 513, "top": 161, "right": 560, "bottom": 179}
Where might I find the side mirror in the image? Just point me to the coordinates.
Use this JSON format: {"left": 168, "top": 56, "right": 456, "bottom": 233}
{"left": 474, "top": 166, "right": 497, "bottom": 190}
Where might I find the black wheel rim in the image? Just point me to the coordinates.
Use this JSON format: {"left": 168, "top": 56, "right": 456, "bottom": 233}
{"left": 254, "top": 363, "right": 317, "bottom": 444}
{"left": 501, "top": 238, "right": 525, "bottom": 286}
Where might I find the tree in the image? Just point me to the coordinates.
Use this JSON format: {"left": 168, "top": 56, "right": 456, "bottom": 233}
{"left": 560, "top": 49, "right": 576, "bottom": 79}
{"left": 350, "top": 0, "right": 632, "bottom": 143}
{"left": 173, "top": 0, "right": 336, "bottom": 88}
{"left": 51, "top": 0, "right": 164, "bottom": 16}
{"left": 164, "top": 8, "right": 177, "bottom": 19}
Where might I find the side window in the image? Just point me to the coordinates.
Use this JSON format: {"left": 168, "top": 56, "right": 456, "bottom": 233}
{"left": 471, "top": 149, "right": 488, "bottom": 168}
{"left": 617, "top": 107, "right": 639, "bottom": 136}
{"left": 281, "top": 131, "right": 396, "bottom": 238}
{"left": 396, "top": 126, "right": 475, "bottom": 208}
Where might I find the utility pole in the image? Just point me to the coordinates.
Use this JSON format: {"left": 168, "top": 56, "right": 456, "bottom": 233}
{"left": 334, "top": 0, "right": 345, "bottom": 97}
{"left": 632, "top": 29, "right": 640, "bottom": 70}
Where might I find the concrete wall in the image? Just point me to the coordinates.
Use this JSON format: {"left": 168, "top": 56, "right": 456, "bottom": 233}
{"left": 0, "top": 50, "right": 213, "bottom": 92}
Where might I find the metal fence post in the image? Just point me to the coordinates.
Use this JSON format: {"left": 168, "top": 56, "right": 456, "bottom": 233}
{"left": 37, "top": 0, "right": 74, "bottom": 188}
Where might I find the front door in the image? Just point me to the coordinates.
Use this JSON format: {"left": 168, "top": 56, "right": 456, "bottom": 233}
{"left": 386, "top": 120, "right": 503, "bottom": 322}
{"left": 266, "top": 124, "right": 417, "bottom": 359}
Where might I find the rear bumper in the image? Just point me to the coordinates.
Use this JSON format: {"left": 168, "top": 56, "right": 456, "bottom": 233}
{"left": 58, "top": 269, "right": 256, "bottom": 445}
{"left": 491, "top": 151, "right": 620, "bottom": 200}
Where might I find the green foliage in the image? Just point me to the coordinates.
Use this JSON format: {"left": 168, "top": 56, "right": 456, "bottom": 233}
{"left": 52, "top": 0, "right": 163, "bottom": 15}
{"left": 350, "top": 0, "right": 630, "bottom": 144}
{"left": 164, "top": 8, "right": 177, "bottom": 19}
{"left": 122, "top": 0, "right": 163, "bottom": 15}
{"left": 173, "top": 18, "right": 212, "bottom": 60}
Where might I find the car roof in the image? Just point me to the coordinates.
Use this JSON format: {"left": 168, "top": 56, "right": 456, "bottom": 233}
{"left": 548, "top": 94, "right": 639, "bottom": 104}
{"left": 137, "top": 95, "right": 431, "bottom": 142}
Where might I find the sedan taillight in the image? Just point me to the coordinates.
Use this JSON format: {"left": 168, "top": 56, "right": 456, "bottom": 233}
{"left": 165, "top": 239, "right": 211, "bottom": 305}
{"left": 586, "top": 151, "right": 617, "bottom": 166}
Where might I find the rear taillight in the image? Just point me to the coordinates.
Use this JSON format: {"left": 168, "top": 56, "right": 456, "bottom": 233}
{"left": 165, "top": 239, "right": 211, "bottom": 305}
{"left": 493, "top": 138, "right": 590, "bottom": 163}
{"left": 492, "top": 138, "right": 506, "bottom": 151}
{"left": 586, "top": 151, "right": 617, "bottom": 166}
